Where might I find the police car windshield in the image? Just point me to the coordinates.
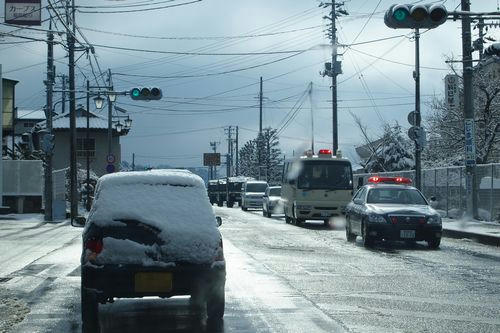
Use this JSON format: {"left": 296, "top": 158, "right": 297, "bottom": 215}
{"left": 297, "top": 161, "right": 352, "bottom": 190}
{"left": 367, "top": 188, "right": 427, "bottom": 205}
{"left": 246, "top": 183, "right": 267, "bottom": 192}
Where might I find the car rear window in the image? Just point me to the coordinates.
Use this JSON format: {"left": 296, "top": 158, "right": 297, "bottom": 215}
{"left": 366, "top": 188, "right": 427, "bottom": 205}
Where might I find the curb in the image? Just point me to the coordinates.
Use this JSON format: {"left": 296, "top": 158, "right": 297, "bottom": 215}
{"left": 442, "top": 228, "right": 500, "bottom": 247}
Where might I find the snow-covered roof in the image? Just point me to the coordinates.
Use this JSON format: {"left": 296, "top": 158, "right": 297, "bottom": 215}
{"left": 17, "top": 109, "right": 46, "bottom": 120}
{"left": 37, "top": 108, "right": 108, "bottom": 130}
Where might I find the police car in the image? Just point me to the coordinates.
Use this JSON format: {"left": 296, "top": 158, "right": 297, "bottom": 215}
{"left": 345, "top": 176, "right": 442, "bottom": 249}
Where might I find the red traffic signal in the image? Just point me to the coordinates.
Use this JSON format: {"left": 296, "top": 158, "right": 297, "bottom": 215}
{"left": 384, "top": 4, "right": 447, "bottom": 29}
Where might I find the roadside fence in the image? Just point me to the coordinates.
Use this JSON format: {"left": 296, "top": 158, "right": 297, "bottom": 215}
{"left": 353, "top": 163, "right": 500, "bottom": 222}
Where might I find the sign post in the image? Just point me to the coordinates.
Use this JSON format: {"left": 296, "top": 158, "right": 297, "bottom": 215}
{"left": 444, "top": 74, "right": 460, "bottom": 110}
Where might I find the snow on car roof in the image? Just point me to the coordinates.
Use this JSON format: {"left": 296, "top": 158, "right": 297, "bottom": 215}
{"left": 97, "top": 169, "right": 202, "bottom": 190}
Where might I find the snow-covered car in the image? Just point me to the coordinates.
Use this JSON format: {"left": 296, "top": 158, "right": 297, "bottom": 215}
{"left": 79, "top": 170, "right": 225, "bottom": 333}
{"left": 262, "top": 186, "right": 283, "bottom": 217}
{"left": 240, "top": 180, "right": 268, "bottom": 211}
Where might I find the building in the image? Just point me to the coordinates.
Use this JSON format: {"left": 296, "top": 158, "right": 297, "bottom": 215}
{"left": 36, "top": 105, "right": 129, "bottom": 176}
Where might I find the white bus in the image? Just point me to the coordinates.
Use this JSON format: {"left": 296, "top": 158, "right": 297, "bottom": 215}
{"left": 281, "top": 149, "right": 353, "bottom": 225}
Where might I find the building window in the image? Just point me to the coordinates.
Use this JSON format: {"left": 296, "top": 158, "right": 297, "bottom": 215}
{"left": 76, "top": 138, "right": 95, "bottom": 158}
{"left": 23, "top": 122, "right": 35, "bottom": 128}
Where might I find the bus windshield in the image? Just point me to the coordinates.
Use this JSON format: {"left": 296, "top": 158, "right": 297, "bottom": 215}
{"left": 297, "top": 161, "right": 352, "bottom": 190}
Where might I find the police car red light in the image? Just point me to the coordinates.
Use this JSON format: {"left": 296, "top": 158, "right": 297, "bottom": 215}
{"left": 368, "top": 176, "right": 412, "bottom": 184}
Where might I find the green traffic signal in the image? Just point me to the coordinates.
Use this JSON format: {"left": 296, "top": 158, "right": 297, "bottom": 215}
{"left": 393, "top": 8, "right": 408, "bottom": 21}
{"left": 130, "top": 87, "right": 163, "bottom": 100}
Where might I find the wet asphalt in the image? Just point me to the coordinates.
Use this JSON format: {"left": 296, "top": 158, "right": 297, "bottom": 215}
{"left": 0, "top": 208, "right": 499, "bottom": 333}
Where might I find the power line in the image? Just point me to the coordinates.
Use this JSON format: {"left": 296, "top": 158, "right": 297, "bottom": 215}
{"left": 76, "top": 0, "right": 201, "bottom": 14}
{"left": 349, "top": 47, "right": 449, "bottom": 70}
{"left": 79, "top": 24, "right": 323, "bottom": 41}
{"left": 125, "top": 126, "right": 223, "bottom": 139}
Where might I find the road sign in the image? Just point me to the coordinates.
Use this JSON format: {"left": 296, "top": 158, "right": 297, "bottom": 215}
{"left": 107, "top": 154, "right": 116, "bottom": 164}
{"left": 5, "top": 0, "right": 41, "bottom": 26}
{"left": 106, "top": 164, "right": 115, "bottom": 173}
{"left": 203, "top": 153, "right": 221, "bottom": 166}
{"left": 445, "top": 74, "right": 460, "bottom": 110}
{"left": 464, "top": 119, "right": 476, "bottom": 165}
{"left": 408, "top": 126, "right": 426, "bottom": 147}
{"left": 407, "top": 111, "right": 420, "bottom": 126}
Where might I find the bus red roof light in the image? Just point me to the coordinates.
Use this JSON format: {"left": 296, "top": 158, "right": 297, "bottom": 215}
{"left": 318, "top": 149, "right": 332, "bottom": 155}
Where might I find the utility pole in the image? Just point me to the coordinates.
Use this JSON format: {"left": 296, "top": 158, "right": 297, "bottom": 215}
{"left": 259, "top": 77, "right": 263, "bottom": 133}
{"left": 210, "top": 141, "right": 219, "bottom": 179}
{"left": 308, "top": 82, "right": 314, "bottom": 153}
{"left": 331, "top": 1, "right": 338, "bottom": 154}
{"left": 461, "top": 0, "right": 478, "bottom": 218}
{"left": 85, "top": 80, "right": 91, "bottom": 211}
{"left": 66, "top": 0, "right": 78, "bottom": 222}
{"left": 476, "top": 18, "right": 485, "bottom": 60}
{"left": 414, "top": 28, "right": 422, "bottom": 190}
{"left": 44, "top": 22, "right": 54, "bottom": 221}
{"left": 107, "top": 69, "right": 113, "bottom": 158}
{"left": 320, "top": 1, "right": 346, "bottom": 153}
{"left": 225, "top": 126, "right": 233, "bottom": 177}
{"left": 132, "top": 153, "right": 135, "bottom": 171}
{"left": 235, "top": 126, "right": 239, "bottom": 176}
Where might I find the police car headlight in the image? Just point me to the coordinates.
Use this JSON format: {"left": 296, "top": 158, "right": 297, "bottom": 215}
{"left": 296, "top": 204, "right": 312, "bottom": 210}
{"left": 428, "top": 215, "right": 442, "bottom": 225}
{"left": 368, "top": 213, "right": 386, "bottom": 223}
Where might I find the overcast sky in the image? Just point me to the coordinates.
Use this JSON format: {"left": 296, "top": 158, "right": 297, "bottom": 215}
{"left": 1, "top": 0, "right": 499, "bottom": 169}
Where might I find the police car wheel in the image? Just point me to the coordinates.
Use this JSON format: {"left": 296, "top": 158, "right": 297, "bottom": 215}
{"left": 267, "top": 211, "right": 272, "bottom": 218}
{"left": 362, "top": 222, "right": 374, "bottom": 247}
{"left": 285, "top": 215, "right": 292, "bottom": 224}
{"left": 427, "top": 237, "right": 441, "bottom": 249}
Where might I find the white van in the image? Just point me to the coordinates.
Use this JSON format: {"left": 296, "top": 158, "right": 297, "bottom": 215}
{"left": 241, "top": 180, "right": 268, "bottom": 211}
{"left": 281, "top": 149, "right": 353, "bottom": 225}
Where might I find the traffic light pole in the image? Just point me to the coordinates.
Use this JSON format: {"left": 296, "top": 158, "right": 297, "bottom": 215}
{"left": 414, "top": 28, "right": 422, "bottom": 190}
{"left": 86, "top": 80, "right": 91, "bottom": 211}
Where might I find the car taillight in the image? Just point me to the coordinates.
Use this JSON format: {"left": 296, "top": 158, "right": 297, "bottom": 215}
{"left": 214, "top": 239, "right": 224, "bottom": 262}
{"left": 85, "top": 238, "right": 103, "bottom": 254}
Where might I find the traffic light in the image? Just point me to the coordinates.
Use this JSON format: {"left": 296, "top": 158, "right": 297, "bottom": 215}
{"left": 384, "top": 4, "right": 447, "bottom": 29}
{"left": 130, "top": 87, "right": 162, "bottom": 101}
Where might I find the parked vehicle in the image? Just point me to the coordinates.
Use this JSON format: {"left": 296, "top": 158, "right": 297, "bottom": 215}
{"left": 79, "top": 170, "right": 226, "bottom": 332}
{"left": 344, "top": 176, "right": 442, "bottom": 248}
{"left": 207, "top": 179, "right": 218, "bottom": 205}
{"left": 282, "top": 149, "right": 353, "bottom": 226}
{"left": 241, "top": 180, "right": 268, "bottom": 211}
{"left": 262, "top": 186, "right": 283, "bottom": 217}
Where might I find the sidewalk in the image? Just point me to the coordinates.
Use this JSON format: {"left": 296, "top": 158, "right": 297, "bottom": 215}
{"left": 442, "top": 218, "right": 500, "bottom": 247}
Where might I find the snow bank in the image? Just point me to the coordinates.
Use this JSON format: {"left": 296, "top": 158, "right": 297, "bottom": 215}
{"left": 87, "top": 170, "right": 221, "bottom": 265}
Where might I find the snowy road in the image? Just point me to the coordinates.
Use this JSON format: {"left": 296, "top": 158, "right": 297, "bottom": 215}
{"left": 0, "top": 209, "right": 499, "bottom": 332}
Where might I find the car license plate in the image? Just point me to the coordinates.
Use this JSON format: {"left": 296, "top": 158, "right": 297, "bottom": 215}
{"left": 135, "top": 272, "right": 172, "bottom": 293}
{"left": 321, "top": 212, "right": 330, "bottom": 217}
{"left": 400, "top": 230, "right": 416, "bottom": 239}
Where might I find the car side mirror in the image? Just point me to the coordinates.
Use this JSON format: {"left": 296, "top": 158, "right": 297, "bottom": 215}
{"left": 71, "top": 216, "right": 86, "bottom": 228}
{"left": 216, "top": 216, "right": 222, "bottom": 227}
{"left": 430, "top": 196, "right": 436, "bottom": 202}
{"left": 353, "top": 199, "right": 363, "bottom": 205}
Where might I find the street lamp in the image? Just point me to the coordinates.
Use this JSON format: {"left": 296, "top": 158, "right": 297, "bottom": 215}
{"left": 108, "top": 91, "right": 117, "bottom": 103}
{"left": 124, "top": 116, "right": 132, "bottom": 128}
{"left": 93, "top": 95, "right": 104, "bottom": 110}
{"left": 115, "top": 121, "right": 123, "bottom": 133}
